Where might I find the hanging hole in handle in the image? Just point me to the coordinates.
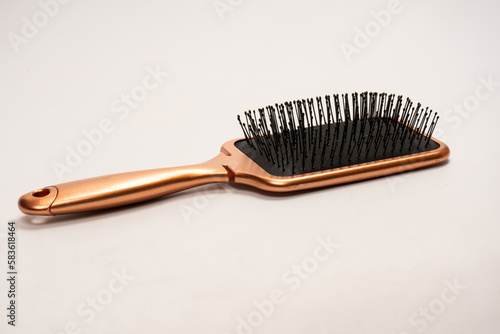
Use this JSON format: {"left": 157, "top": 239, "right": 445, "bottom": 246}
{"left": 32, "top": 188, "right": 51, "bottom": 197}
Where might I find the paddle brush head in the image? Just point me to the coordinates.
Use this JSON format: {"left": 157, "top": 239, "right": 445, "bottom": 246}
{"left": 235, "top": 92, "right": 443, "bottom": 177}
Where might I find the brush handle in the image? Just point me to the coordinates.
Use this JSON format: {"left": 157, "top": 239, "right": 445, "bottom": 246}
{"left": 18, "top": 155, "right": 230, "bottom": 215}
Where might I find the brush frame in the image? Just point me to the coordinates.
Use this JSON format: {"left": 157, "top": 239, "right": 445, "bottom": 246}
{"left": 18, "top": 135, "right": 449, "bottom": 216}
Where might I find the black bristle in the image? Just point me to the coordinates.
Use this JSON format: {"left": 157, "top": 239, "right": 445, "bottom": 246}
{"left": 235, "top": 92, "right": 441, "bottom": 177}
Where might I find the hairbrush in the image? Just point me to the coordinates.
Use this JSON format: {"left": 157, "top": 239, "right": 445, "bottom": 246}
{"left": 19, "top": 92, "right": 449, "bottom": 215}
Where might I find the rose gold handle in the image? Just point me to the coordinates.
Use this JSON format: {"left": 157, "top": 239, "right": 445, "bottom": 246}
{"left": 18, "top": 154, "right": 230, "bottom": 215}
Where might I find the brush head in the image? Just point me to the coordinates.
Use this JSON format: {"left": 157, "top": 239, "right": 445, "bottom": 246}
{"left": 235, "top": 92, "right": 441, "bottom": 177}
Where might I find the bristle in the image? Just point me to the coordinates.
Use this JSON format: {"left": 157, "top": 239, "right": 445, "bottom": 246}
{"left": 235, "top": 92, "right": 441, "bottom": 176}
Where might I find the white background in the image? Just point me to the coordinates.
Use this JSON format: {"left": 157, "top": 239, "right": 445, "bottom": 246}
{"left": 1, "top": 0, "right": 500, "bottom": 333}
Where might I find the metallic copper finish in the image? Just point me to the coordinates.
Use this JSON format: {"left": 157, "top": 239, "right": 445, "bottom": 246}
{"left": 18, "top": 186, "right": 58, "bottom": 215}
{"left": 221, "top": 138, "right": 450, "bottom": 192}
{"left": 18, "top": 137, "right": 449, "bottom": 216}
{"left": 18, "top": 155, "right": 230, "bottom": 216}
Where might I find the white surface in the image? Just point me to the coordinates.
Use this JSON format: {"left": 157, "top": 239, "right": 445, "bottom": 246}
{"left": 1, "top": 0, "right": 500, "bottom": 333}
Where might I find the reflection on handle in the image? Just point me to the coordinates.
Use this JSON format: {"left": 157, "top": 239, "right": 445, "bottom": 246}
{"left": 18, "top": 155, "right": 230, "bottom": 216}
